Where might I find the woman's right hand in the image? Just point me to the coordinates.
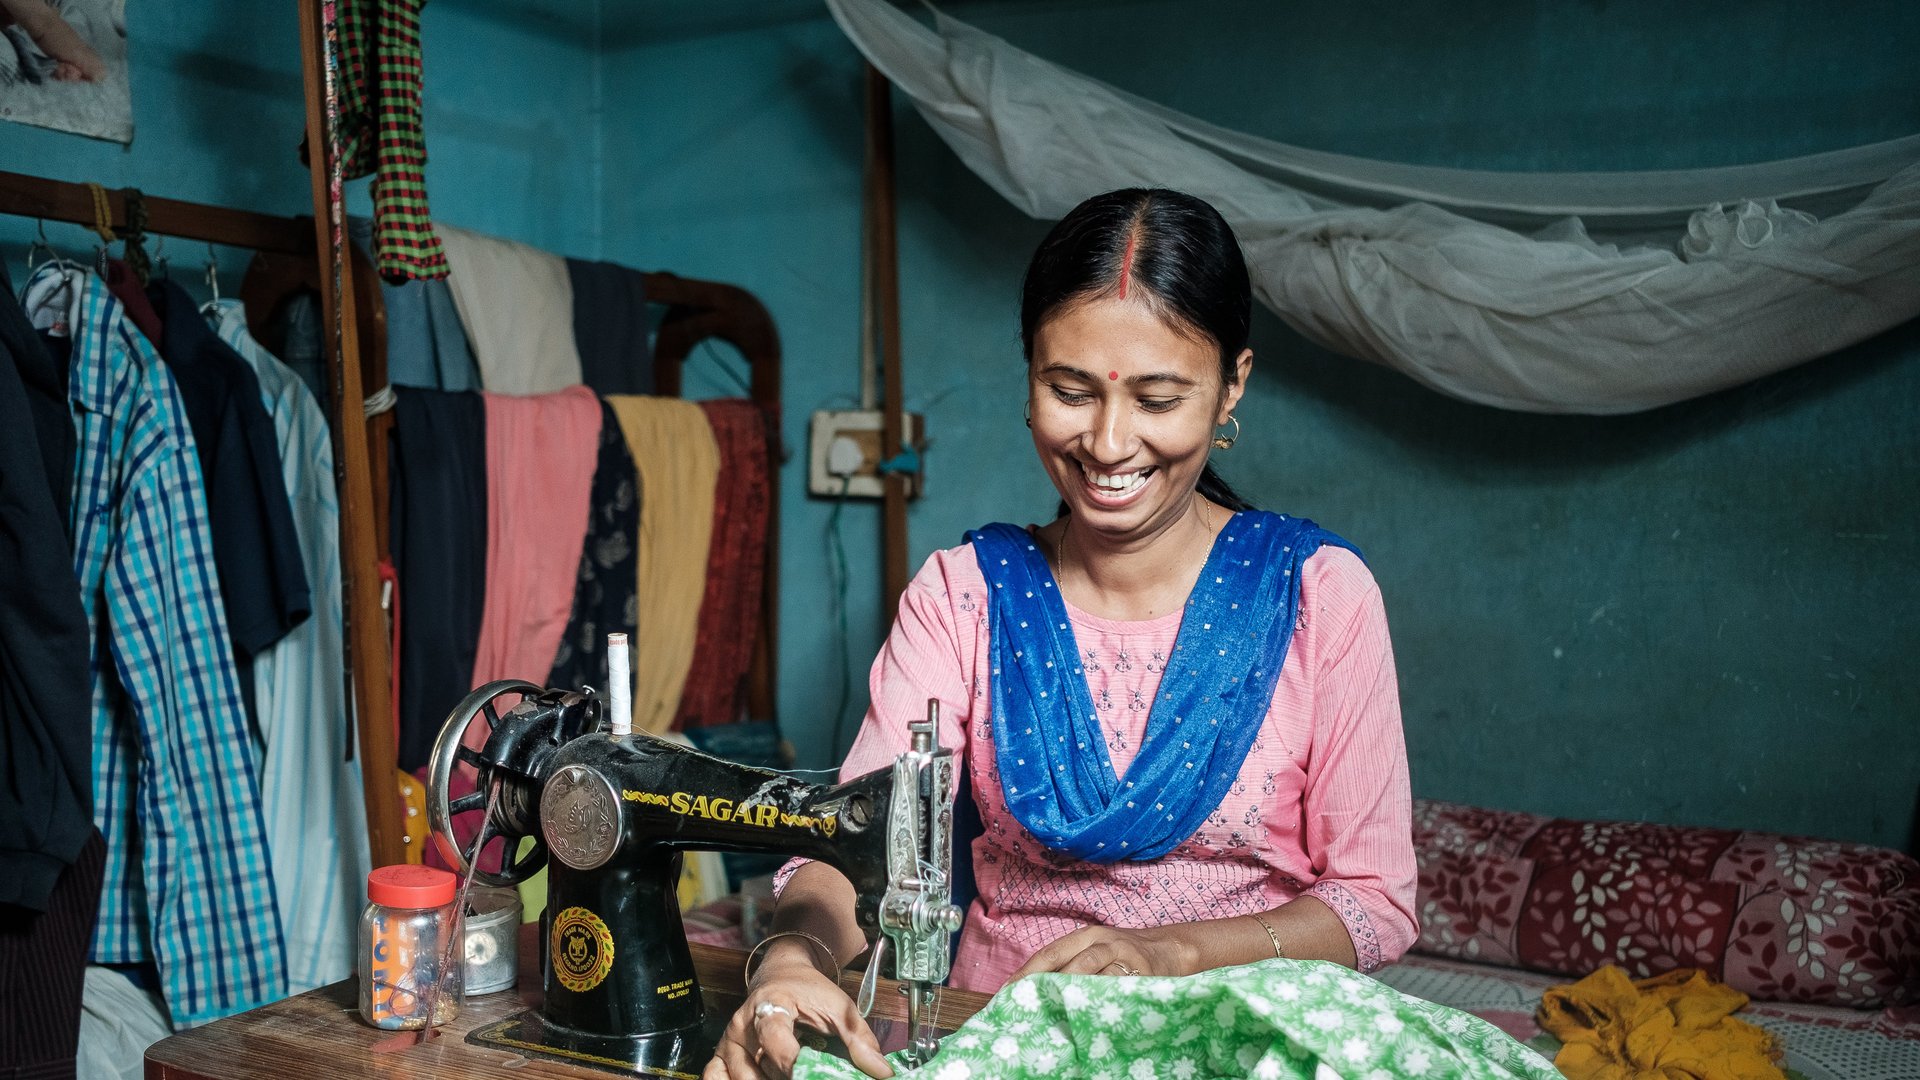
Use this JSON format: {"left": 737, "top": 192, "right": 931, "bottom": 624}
{"left": 701, "top": 955, "right": 894, "bottom": 1080}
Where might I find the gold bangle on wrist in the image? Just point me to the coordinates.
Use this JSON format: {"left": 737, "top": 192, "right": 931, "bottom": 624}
{"left": 1248, "top": 912, "right": 1286, "bottom": 959}
{"left": 743, "top": 930, "right": 840, "bottom": 984}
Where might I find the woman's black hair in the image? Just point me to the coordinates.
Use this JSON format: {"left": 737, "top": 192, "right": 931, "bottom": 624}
{"left": 1021, "top": 188, "right": 1255, "bottom": 514}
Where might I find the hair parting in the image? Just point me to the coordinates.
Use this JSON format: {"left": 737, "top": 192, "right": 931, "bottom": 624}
{"left": 1021, "top": 188, "right": 1256, "bottom": 514}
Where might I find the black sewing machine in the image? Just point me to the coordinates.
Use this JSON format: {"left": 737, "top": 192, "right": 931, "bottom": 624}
{"left": 423, "top": 677, "right": 963, "bottom": 1077}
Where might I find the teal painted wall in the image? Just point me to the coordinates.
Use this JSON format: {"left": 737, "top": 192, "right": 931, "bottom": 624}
{"left": 599, "top": 17, "right": 894, "bottom": 758}
{"left": 5, "top": 2, "right": 1912, "bottom": 851}
{"left": 601, "top": 1, "right": 1920, "bottom": 850}
{"left": 0, "top": 3, "right": 603, "bottom": 278}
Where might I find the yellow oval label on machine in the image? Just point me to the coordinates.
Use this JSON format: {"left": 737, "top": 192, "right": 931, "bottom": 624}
{"left": 551, "top": 906, "right": 615, "bottom": 993}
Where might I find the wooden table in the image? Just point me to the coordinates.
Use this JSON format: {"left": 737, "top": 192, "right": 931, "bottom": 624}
{"left": 145, "top": 928, "right": 989, "bottom": 1079}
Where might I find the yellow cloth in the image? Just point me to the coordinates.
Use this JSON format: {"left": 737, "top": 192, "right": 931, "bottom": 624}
{"left": 398, "top": 770, "right": 429, "bottom": 864}
{"left": 517, "top": 838, "right": 545, "bottom": 923}
{"left": 605, "top": 396, "right": 720, "bottom": 734}
{"left": 1537, "top": 966, "right": 1785, "bottom": 1080}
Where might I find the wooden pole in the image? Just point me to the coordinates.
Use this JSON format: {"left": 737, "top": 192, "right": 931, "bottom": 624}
{"left": 865, "top": 64, "right": 910, "bottom": 627}
{"left": 296, "top": 0, "right": 404, "bottom": 869}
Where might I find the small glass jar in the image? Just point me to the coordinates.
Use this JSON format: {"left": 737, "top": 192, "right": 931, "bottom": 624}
{"left": 358, "top": 865, "right": 463, "bottom": 1030}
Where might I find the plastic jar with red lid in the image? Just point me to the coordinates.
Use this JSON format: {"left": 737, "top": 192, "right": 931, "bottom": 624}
{"left": 357, "top": 865, "right": 463, "bottom": 1029}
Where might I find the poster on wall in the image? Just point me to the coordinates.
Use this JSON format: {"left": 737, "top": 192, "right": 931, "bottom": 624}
{"left": 0, "top": 0, "right": 131, "bottom": 143}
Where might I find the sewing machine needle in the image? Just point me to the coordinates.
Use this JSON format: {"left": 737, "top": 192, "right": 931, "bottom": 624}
{"left": 903, "top": 981, "right": 938, "bottom": 1066}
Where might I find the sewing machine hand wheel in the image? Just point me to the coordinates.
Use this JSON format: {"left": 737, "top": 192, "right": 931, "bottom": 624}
{"left": 426, "top": 679, "right": 551, "bottom": 888}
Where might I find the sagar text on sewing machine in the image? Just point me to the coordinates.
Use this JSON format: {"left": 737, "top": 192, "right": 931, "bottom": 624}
{"left": 422, "top": 640, "right": 963, "bottom": 1077}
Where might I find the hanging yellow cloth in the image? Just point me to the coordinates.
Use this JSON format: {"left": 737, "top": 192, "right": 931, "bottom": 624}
{"left": 605, "top": 396, "right": 720, "bottom": 735}
{"left": 397, "top": 770, "right": 429, "bottom": 864}
{"left": 1537, "top": 966, "right": 1785, "bottom": 1080}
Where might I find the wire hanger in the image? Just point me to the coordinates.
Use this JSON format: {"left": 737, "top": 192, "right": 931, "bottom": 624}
{"left": 25, "top": 218, "right": 59, "bottom": 275}
{"left": 20, "top": 220, "right": 84, "bottom": 331}
{"left": 194, "top": 241, "right": 229, "bottom": 321}
{"left": 204, "top": 242, "right": 222, "bottom": 304}
{"left": 24, "top": 219, "right": 85, "bottom": 306}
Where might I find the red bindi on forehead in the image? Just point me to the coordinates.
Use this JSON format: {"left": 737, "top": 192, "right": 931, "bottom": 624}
{"left": 1108, "top": 370, "right": 1119, "bottom": 380}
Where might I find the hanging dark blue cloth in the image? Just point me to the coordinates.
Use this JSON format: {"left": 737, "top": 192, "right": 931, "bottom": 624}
{"left": 969, "top": 511, "right": 1359, "bottom": 862}
{"left": 390, "top": 388, "right": 488, "bottom": 771}
{"left": 0, "top": 264, "right": 92, "bottom": 910}
{"left": 565, "top": 259, "right": 652, "bottom": 396}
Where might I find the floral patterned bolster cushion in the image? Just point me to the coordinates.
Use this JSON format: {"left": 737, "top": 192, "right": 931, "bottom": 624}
{"left": 1409, "top": 799, "right": 1920, "bottom": 1007}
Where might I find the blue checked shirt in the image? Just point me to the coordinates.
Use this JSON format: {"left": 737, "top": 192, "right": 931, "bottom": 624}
{"left": 25, "top": 268, "right": 288, "bottom": 1027}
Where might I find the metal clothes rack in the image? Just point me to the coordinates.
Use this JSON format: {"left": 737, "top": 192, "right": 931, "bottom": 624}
{"left": 0, "top": 165, "right": 785, "bottom": 870}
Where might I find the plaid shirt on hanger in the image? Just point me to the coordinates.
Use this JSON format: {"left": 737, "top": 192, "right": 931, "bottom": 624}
{"left": 336, "top": 0, "right": 448, "bottom": 280}
{"left": 31, "top": 268, "right": 289, "bottom": 1027}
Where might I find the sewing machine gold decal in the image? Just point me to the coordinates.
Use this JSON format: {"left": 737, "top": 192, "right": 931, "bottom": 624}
{"left": 655, "top": 977, "right": 694, "bottom": 1001}
{"left": 551, "top": 906, "right": 615, "bottom": 993}
{"left": 623, "top": 788, "right": 839, "bottom": 835}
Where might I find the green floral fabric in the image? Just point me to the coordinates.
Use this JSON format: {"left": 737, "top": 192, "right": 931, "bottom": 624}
{"left": 794, "top": 959, "right": 1561, "bottom": 1080}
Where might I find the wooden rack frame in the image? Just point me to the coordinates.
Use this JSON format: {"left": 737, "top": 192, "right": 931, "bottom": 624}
{"left": 0, "top": 171, "right": 314, "bottom": 255}
{"left": 0, "top": 167, "right": 784, "bottom": 870}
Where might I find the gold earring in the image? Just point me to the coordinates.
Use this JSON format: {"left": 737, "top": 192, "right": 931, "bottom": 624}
{"left": 1212, "top": 414, "right": 1240, "bottom": 450}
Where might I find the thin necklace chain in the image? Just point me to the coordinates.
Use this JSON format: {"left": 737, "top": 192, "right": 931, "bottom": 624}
{"left": 1193, "top": 494, "right": 1216, "bottom": 540}
{"left": 1059, "top": 515, "right": 1077, "bottom": 586}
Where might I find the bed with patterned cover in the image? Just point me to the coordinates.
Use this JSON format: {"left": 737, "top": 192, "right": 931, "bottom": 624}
{"left": 1389, "top": 799, "right": 1920, "bottom": 1080}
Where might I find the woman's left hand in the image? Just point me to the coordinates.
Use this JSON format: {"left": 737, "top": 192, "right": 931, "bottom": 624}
{"left": 1007, "top": 924, "right": 1198, "bottom": 982}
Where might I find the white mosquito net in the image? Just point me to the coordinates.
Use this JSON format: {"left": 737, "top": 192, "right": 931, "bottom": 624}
{"left": 826, "top": 0, "right": 1920, "bottom": 414}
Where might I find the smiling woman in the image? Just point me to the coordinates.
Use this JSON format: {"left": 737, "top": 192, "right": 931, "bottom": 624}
{"left": 704, "top": 190, "right": 1417, "bottom": 1080}
{"left": 1027, "top": 297, "right": 1246, "bottom": 616}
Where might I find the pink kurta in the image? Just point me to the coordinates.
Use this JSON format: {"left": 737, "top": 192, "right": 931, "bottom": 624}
{"left": 791, "top": 539, "right": 1417, "bottom": 994}
{"left": 470, "top": 386, "right": 602, "bottom": 687}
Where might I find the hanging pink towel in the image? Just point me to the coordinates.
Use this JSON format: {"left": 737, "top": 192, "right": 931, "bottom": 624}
{"left": 471, "top": 385, "right": 602, "bottom": 687}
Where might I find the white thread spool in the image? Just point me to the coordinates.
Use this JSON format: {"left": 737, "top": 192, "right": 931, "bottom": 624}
{"left": 606, "top": 632, "right": 632, "bottom": 737}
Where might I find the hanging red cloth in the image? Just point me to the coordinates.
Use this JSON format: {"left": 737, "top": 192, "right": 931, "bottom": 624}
{"left": 674, "top": 400, "right": 772, "bottom": 730}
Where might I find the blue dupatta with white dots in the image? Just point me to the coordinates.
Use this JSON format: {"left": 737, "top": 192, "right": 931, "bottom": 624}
{"left": 967, "top": 511, "right": 1358, "bottom": 862}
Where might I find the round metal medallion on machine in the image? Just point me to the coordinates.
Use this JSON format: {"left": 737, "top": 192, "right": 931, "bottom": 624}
{"left": 541, "top": 764, "right": 622, "bottom": 870}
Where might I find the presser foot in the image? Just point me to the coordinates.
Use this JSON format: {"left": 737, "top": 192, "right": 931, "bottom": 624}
{"left": 467, "top": 1009, "right": 727, "bottom": 1079}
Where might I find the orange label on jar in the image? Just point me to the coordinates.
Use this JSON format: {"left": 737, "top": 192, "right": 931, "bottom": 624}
{"left": 365, "top": 910, "right": 424, "bottom": 1025}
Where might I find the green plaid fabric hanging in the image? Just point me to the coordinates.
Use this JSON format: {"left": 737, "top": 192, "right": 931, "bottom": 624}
{"left": 794, "top": 960, "right": 1561, "bottom": 1080}
{"left": 370, "top": 0, "right": 446, "bottom": 279}
{"left": 334, "top": 0, "right": 448, "bottom": 281}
